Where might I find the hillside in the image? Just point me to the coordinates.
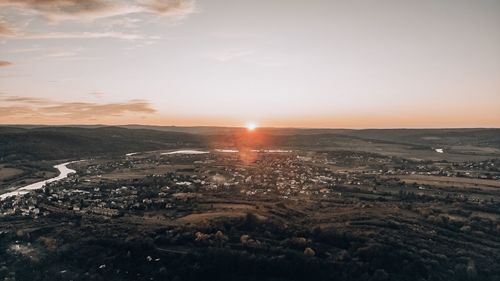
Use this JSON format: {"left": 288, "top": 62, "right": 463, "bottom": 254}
{"left": 0, "top": 126, "right": 204, "bottom": 161}
{"left": 339, "top": 128, "right": 500, "bottom": 148}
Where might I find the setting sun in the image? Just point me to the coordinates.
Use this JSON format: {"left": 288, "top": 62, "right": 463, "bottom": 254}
{"left": 246, "top": 122, "right": 257, "bottom": 131}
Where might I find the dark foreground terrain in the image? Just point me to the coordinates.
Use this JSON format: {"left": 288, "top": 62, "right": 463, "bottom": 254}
{"left": 0, "top": 126, "right": 499, "bottom": 281}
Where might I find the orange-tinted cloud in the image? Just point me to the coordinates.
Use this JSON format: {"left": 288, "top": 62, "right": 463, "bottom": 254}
{"left": 0, "top": 61, "right": 12, "bottom": 67}
{"left": 19, "top": 31, "right": 147, "bottom": 40}
{"left": 1, "top": 96, "right": 53, "bottom": 104}
{"left": 0, "top": 95, "right": 156, "bottom": 121}
{"left": 0, "top": 22, "right": 15, "bottom": 37}
{"left": 139, "top": 0, "right": 195, "bottom": 16}
{"left": 38, "top": 101, "right": 156, "bottom": 118}
{"left": 0, "top": 0, "right": 195, "bottom": 21}
{"left": 0, "top": 0, "right": 124, "bottom": 20}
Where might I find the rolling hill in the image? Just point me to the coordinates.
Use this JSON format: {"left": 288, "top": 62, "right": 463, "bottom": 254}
{"left": 0, "top": 126, "right": 205, "bottom": 161}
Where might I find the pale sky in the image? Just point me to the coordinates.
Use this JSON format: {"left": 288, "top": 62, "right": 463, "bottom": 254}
{"left": 0, "top": 0, "right": 499, "bottom": 128}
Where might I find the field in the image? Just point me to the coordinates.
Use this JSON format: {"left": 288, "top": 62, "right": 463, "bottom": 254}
{"left": 397, "top": 175, "right": 500, "bottom": 191}
{"left": 0, "top": 165, "right": 23, "bottom": 181}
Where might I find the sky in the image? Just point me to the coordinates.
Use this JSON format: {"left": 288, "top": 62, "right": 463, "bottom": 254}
{"left": 0, "top": 0, "right": 499, "bottom": 128}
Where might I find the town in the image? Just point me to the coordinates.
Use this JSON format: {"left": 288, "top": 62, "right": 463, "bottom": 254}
{"left": 1, "top": 147, "right": 499, "bottom": 280}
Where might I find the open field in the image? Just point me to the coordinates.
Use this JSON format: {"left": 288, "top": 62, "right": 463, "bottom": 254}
{"left": 397, "top": 175, "right": 500, "bottom": 191}
{"left": 0, "top": 166, "right": 23, "bottom": 181}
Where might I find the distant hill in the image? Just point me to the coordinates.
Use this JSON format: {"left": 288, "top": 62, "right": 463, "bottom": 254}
{"left": 1, "top": 126, "right": 499, "bottom": 162}
{"left": 339, "top": 128, "right": 500, "bottom": 149}
{"left": 0, "top": 126, "right": 204, "bottom": 161}
{"left": 5, "top": 124, "right": 499, "bottom": 141}
{"left": 120, "top": 126, "right": 500, "bottom": 147}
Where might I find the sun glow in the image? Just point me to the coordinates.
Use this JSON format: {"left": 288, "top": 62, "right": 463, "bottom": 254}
{"left": 246, "top": 122, "right": 257, "bottom": 131}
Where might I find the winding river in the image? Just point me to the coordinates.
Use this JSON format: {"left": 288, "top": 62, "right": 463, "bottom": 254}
{"left": 0, "top": 161, "right": 78, "bottom": 200}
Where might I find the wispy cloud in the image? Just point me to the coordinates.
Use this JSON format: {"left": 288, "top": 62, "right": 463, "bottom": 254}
{"left": 207, "top": 49, "right": 256, "bottom": 62}
{"left": 0, "top": 0, "right": 134, "bottom": 21}
{"left": 0, "top": 0, "right": 196, "bottom": 46}
{"left": 0, "top": 95, "right": 156, "bottom": 119}
{"left": 44, "top": 51, "right": 78, "bottom": 58}
{"left": 139, "top": 0, "right": 196, "bottom": 17}
{"left": 0, "top": 21, "right": 15, "bottom": 37}
{"left": 0, "top": 96, "right": 49, "bottom": 104}
{"left": 0, "top": 0, "right": 196, "bottom": 21}
{"left": 17, "top": 31, "right": 149, "bottom": 40}
{"left": 39, "top": 101, "right": 156, "bottom": 118}
{"left": 0, "top": 61, "right": 12, "bottom": 67}
{"left": 89, "top": 91, "right": 105, "bottom": 98}
{"left": 107, "top": 16, "right": 142, "bottom": 29}
{"left": 6, "top": 47, "right": 42, "bottom": 54}
{"left": 1, "top": 18, "right": 149, "bottom": 41}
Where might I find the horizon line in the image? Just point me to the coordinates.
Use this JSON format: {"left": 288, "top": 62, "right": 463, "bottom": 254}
{"left": 0, "top": 123, "right": 499, "bottom": 130}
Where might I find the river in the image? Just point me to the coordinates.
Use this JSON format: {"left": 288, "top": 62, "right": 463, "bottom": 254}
{"left": 0, "top": 161, "right": 78, "bottom": 200}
